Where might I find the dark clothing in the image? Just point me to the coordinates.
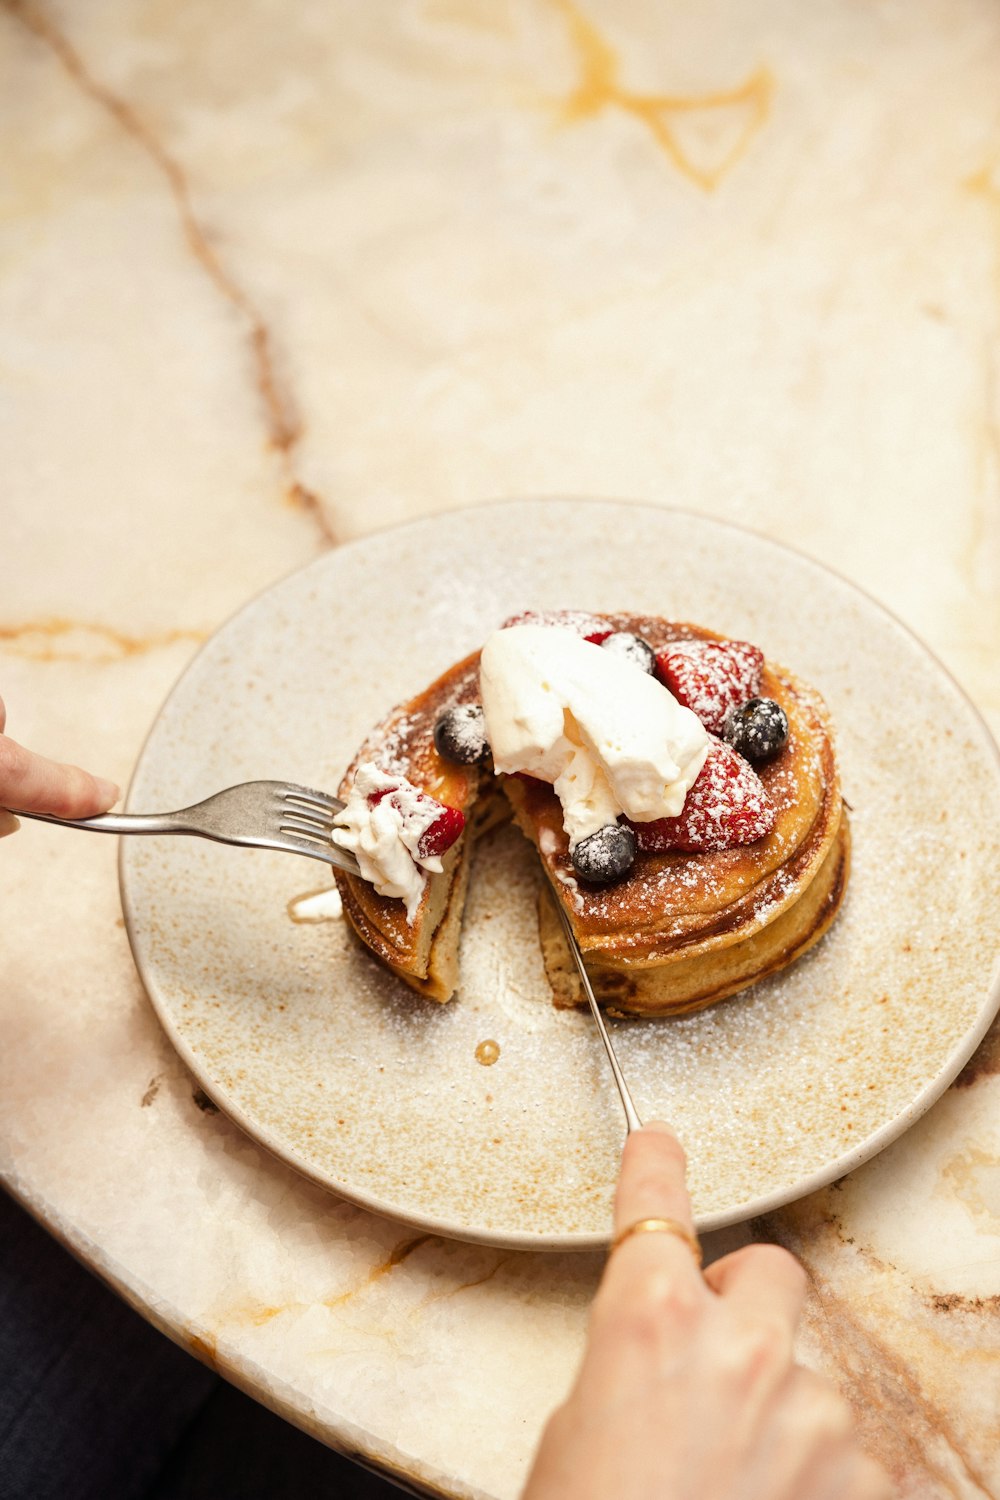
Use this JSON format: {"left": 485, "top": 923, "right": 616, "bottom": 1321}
{"left": 0, "top": 1190, "right": 403, "bottom": 1500}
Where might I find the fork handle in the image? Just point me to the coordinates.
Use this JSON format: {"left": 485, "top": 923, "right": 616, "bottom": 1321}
{"left": 11, "top": 805, "right": 362, "bottom": 877}
{"left": 12, "top": 808, "right": 195, "bottom": 835}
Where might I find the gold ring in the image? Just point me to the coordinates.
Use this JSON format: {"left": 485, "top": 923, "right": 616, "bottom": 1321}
{"left": 610, "top": 1217, "right": 703, "bottom": 1266}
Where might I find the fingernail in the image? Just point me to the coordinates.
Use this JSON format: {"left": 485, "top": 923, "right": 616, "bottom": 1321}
{"left": 95, "top": 778, "right": 120, "bottom": 807}
{"left": 643, "top": 1119, "right": 677, "bottom": 1135}
{"left": 0, "top": 811, "right": 21, "bottom": 838}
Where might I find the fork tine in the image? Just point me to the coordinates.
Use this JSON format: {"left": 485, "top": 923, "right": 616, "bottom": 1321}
{"left": 279, "top": 806, "right": 336, "bottom": 834}
{"left": 279, "top": 817, "right": 333, "bottom": 843}
{"left": 274, "top": 827, "right": 360, "bottom": 873}
{"left": 282, "top": 784, "right": 343, "bottom": 813}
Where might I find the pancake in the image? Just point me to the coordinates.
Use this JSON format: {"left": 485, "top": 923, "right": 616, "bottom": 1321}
{"left": 335, "top": 615, "right": 848, "bottom": 1014}
{"left": 537, "top": 818, "right": 850, "bottom": 1015}
{"left": 333, "top": 652, "right": 505, "bottom": 1002}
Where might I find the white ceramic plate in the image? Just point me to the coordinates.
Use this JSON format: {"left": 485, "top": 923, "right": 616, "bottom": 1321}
{"left": 121, "top": 501, "right": 1000, "bottom": 1250}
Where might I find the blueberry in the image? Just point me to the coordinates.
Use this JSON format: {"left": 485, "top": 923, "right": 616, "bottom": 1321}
{"left": 600, "top": 632, "right": 657, "bottom": 675}
{"left": 433, "top": 704, "right": 491, "bottom": 765}
{"left": 571, "top": 823, "right": 637, "bottom": 884}
{"left": 722, "top": 697, "right": 789, "bottom": 763}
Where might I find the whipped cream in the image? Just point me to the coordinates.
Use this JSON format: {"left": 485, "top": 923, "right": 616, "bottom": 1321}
{"left": 480, "top": 625, "right": 709, "bottom": 846}
{"left": 331, "top": 763, "right": 447, "bottom": 922}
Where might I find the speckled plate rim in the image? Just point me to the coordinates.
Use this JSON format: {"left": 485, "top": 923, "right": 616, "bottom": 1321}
{"left": 120, "top": 498, "right": 1000, "bottom": 1251}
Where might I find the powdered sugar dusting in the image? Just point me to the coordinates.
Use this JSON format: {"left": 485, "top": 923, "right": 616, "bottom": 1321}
{"left": 435, "top": 703, "right": 489, "bottom": 763}
{"left": 630, "top": 738, "right": 775, "bottom": 853}
{"left": 657, "top": 639, "right": 764, "bottom": 734}
{"left": 365, "top": 711, "right": 421, "bottom": 778}
{"left": 501, "top": 608, "right": 610, "bottom": 639}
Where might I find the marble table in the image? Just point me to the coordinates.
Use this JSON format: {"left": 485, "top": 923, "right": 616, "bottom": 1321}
{"left": 3, "top": 0, "right": 999, "bottom": 1495}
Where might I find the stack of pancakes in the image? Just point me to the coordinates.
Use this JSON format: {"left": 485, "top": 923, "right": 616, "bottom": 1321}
{"left": 334, "top": 616, "right": 849, "bottom": 1016}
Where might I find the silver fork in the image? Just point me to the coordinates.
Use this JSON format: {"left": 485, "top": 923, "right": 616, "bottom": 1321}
{"left": 10, "top": 781, "right": 363, "bottom": 878}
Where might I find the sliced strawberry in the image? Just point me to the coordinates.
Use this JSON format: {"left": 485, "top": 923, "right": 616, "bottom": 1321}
{"left": 628, "top": 739, "right": 775, "bottom": 853}
{"left": 366, "top": 782, "right": 465, "bottom": 858}
{"left": 655, "top": 639, "right": 763, "bottom": 734}
{"left": 416, "top": 804, "right": 466, "bottom": 859}
{"left": 502, "top": 609, "right": 610, "bottom": 642}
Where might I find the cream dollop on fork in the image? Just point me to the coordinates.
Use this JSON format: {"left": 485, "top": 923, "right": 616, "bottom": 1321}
{"left": 331, "top": 764, "right": 448, "bottom": 920}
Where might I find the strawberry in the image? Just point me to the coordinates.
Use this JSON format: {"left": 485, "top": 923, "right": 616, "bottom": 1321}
{"left": 655, "top": 638, "right": 763, "bottom": 734}
{"left": 628, "top": 739, "right": 775, "bottom": 853}
{"left": 416, "top": 804, "right": 466, "bottom": 858}
{"left": 502, "top": 609, "right": 610, "bottom": 643}
{"left": 366, "top": 783, "right": 465, "bottom": 859}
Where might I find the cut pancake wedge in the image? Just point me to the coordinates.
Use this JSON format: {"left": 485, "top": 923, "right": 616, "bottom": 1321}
{"left": 333, "top": 652, "right": 502, "bottom": 1003}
